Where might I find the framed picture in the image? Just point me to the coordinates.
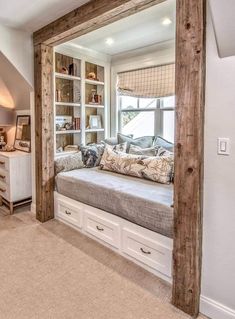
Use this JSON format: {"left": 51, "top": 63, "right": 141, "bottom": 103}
{"left": 89, "top": 115, "right": 102, "bottom": 129}
{"left": 14, "top": 115, "right": 31, "bottom": 153}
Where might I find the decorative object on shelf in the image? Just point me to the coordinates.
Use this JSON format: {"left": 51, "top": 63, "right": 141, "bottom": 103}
{"left": 64, "top": 145, "right": 79, "bottom": 152}
{"left": 89, "top": 115, "right": 102, "bottom": 129}
{"left": 94, "top": 94, "right": 102, "bottom": 104}
{"left": 61, "top": 67, "right": 68, "bottom": 74}
{"left": 0, "top": 130, "right": 7, "bottom": 150}
{"left": 73, "top": 117, "right": 81, "bottom": 130}
{"left": 56, "top": 89, "right": 62, "bottom": 102}
{"left": 56, "top": 116, "right": 73, "bottom": 131}
{"left": 87, "top": 72, "right": 97, "bottom": 80}
{"left": 90, "top": 89, "right": 96, "bottom": 104}
{"left": 69, "top": 63, "right": 77, "bottom": 76}
{"left": 14, "top": 115, "right": 31, "bottom": 153}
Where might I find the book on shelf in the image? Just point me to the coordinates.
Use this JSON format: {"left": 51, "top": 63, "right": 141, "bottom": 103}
{"left": 73, "top": 117, "right": 81, "bottom": 130}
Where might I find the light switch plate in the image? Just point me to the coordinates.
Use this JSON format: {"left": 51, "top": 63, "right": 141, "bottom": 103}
{"left": 217, "top": 138, "right": 230, "bottom": 155}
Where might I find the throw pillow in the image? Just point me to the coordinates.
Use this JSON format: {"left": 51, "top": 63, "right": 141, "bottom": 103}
{"left": 106, "top": 142, "right": 127, "bottom": 153}
{"left": 117, "top": 133, "right": 154, "bottom": 152}
{"left": 81, "top": 144, "right": 105, "bottom": 168}
{"left": 100, "top": 147, "right": 174, "bottom": 184}
{"left": 104, "top": 134, "right": 133, "bottom": 146}
{"left": 54, "top": 152, "right": 84, "bottom": 175}
{"left": 129, "top": 144, "right": 173, "bottom": 157}
{"left": 153, "top": 136, "right": 174, "bottom": 152}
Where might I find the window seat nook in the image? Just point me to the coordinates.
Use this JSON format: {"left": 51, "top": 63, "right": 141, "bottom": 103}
{"left": 56, "top": 167, "right": 173, "bottom": 238}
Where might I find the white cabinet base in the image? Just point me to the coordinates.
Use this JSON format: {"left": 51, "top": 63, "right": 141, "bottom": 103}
{"left": 55, "top": 191, "right": 173, "bottom": 283}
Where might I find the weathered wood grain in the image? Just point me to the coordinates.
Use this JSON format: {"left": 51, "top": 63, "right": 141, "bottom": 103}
{"left": 33, "top": 0, "right": 165, "bottom": 46}
{"left": 172, "top": 0, "right": 206, "bottom": 317}
{"left": 34, "top": 44, "right": 54, "bottom": 222}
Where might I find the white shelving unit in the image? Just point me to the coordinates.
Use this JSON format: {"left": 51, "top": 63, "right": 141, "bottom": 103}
{"left": 54, "top": 48, "right": 109, "bottom": 155}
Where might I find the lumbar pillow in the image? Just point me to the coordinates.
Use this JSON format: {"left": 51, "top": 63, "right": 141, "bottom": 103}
{"left": 100, "top": 147, "right": 174, "bottom": 184}
{"left": 154, "top": 136, "right": 174, "bottom": 152}
{"left": 81, "top": 144, "right": 105, "bottom": 168}
{"left": 117, "top": 133, "right": 154, "bottom": 152}
{"left": 54, "top": 152, "right": 84, "bottom": 175}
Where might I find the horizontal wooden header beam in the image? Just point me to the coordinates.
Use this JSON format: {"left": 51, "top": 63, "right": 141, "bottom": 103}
{"left": 33, "top": 0, "right": 165, "bottom": 46}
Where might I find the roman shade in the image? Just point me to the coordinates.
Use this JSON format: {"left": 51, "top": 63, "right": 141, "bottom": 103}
{"left": 117, "top": 63, "right": 175, "bottom": 98}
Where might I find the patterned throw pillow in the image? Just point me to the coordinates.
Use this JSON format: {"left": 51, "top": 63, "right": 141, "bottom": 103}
{"left": 106, "top": 142, "right": 127, "bottom": 153}
{"left": 153, "top": 136, "right": 174, "bottom": 152}
{"left": 129, "top": 144, "right": 173, "bottom": 157}
{"left": 54, "top": 152, "right": 84, "bottom": 175}
{"left": 81, "top": 144, "right": 105, "bottom": 168}
{"left": 117, "top": 133, "right": 154, "bottom": 152}
{"left": 100, "top": 147, "right": 174, "bottom": 184}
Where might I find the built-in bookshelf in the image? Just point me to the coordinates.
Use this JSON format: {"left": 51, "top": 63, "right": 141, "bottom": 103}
{"left": 54, "top": 50, "right": 108, "bottom": 155}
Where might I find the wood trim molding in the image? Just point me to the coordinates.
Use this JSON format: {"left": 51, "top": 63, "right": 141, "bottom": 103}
{"left": 172, "top": 0, "right": 206, "bottom": 317}
{"left": 33, "top": 0, "right": 206, "bottom": 316}
{"left": 33, "top": 0, "right": 165, "bottom": 46}
{"left": 34, "top": 44, "right": 54, "bottom": 222}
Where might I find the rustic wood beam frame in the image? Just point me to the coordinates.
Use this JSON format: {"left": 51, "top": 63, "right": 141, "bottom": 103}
{"left": 33, "top": 0, "right": 206, "bottom": 316}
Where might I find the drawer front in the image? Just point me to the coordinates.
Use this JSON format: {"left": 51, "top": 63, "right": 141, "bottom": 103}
{"left": 0, "top": 180, "right": 10, "bottom": 201}
{"left": 57, "top": 200, "right": 82, "bottom": 228}
{"left": 84, "top": 211, "right": 120, "bottom": 248}
{"left": 0, "top": 156, "right": 9, "bottom": 171}
{"left": 0, "top": 168, "right": 9, "bottom": 185}
{"left": 122, "top": 228, "right": 172, "bottom": 277}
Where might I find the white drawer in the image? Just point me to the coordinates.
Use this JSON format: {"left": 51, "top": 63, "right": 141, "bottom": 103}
{"left": 0, "top": 180, "right": 10, "bottom": 201}
{"left": 0, "top": 168, "right": 9, "bottom": 185}
{"left": 0, "top": 156, "right": 9, "bottom": 171}
{"left": 84, "top": 210, "right": 120, "bottom": 248}
{"left": 122, "top": 228, "right": 172, "bottom": 277}
{"left": 57, "top": 200, "right": 82, "bottom": 228}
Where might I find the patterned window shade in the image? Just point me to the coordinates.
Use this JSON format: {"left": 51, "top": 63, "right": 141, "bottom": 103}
{"left": 117, "top": 63, "right": 175, "bottom": 98}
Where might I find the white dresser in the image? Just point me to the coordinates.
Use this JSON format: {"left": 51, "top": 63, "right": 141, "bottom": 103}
{"left": 0, "top": 151, "right": 32, "bottom": 214}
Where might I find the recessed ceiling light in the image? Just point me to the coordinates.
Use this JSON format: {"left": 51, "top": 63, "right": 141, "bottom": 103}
{"left": 162, "top": 18, "right": 172, "bottom": 26}
{"left": 105, "top": 38, "right": 114, "bottom": 45}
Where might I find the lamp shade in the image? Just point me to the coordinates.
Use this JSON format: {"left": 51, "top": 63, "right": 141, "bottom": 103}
{"left": 0, "top": 106, "right": 15, "bottom": 126}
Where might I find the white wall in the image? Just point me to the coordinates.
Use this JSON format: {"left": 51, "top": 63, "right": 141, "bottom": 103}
{"left": 200, "top": 8, "right": 235, "bottom": 319}
{"left": 0, "top": 25, "right": 33, "bottom": 86}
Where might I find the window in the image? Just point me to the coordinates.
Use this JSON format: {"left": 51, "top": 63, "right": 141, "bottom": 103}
{"left": 119, "top": 95, "right": 175, "bottom": 142}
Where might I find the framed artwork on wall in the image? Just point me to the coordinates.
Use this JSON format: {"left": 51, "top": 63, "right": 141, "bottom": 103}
{"left": 14, "top": 115, "right": 31, "bottom": 153}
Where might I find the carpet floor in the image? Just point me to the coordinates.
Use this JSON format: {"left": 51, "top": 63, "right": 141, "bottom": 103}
{"left": 0, "top": 207, "right": 205, "bottom": 319}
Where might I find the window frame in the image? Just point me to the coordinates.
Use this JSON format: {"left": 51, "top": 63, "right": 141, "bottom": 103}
{"left": 118, "top": 95, "right": 175, "bottom": 138}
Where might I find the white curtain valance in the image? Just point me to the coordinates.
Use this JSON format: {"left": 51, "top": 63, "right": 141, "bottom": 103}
{"left": 117, "top": 63, "right": 175, "bottom": 98}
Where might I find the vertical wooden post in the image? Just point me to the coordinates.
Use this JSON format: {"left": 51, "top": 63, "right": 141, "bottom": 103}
{"left": 172, "top": 0, "right": 206, "bottom": 317}
{"left": 34, "top": 44, "right": 54, "bottom": 222}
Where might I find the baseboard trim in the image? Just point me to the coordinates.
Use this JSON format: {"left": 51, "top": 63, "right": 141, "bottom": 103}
{"left": 200, "top": 295, "right": 235, "bottom": 319}
{"left": 31, "top": 202, "right": 36, "bottom": 215}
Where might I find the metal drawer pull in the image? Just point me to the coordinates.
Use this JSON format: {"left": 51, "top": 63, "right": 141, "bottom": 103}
{"left": 0, "top": 187, "right": 6, "bottom": 192}
{"left": 0, "top": 174, "right": 6, "bottom": 179}
{"left": 65, "top": 210, "right": 71, "bottom": 215}
{"left": 96, "top": 226, "right": 104, "bottom": 232}
{"left": 140, "top": 248, "right": 151, "bottom": 255}
{"left": 0, "top": 161, "right": 5, "bottom": 165}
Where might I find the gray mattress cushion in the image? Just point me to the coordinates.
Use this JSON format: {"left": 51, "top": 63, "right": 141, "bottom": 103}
{"left": 56, "top": 168, "right": 173, "bottom": 238}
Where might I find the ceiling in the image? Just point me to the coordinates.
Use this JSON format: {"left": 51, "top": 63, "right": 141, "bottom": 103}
{"left": 0, "top": 0, "right": 90, "bottom": 32}
{"left": 68, "top": 0, "right": 176, "bottom": 56}
{"left": 209, "top": 0, "right": 235, "bottom": 58}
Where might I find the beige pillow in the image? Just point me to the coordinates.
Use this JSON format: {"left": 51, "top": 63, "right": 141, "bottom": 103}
{"left": 100, "top": 148, "right": 174, "bottom": 184}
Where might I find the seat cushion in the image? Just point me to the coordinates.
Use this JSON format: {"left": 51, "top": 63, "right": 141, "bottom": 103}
{"left": 56, "top": 167, "right": 173, "bottom": 238}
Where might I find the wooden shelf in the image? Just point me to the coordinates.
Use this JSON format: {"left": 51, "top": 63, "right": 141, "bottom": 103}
{"left": 55, "top": 102, "right": 81, "bottom": 107}
{"left": 85, "top": 79, "right": 104, "bottom": 86}
{"left": 85, "top": 128, "right": 105, "bottom": 133}
{"left": 85, "top": 104, "right": 104, "bottom": 109}
{"left": 56, "top": 130, "right": 81, "bottom": 135}
{"left": 55, "top": 72, "right": 81, "bottom": 81}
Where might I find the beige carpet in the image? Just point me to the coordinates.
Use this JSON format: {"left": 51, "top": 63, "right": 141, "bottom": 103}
{"left": 0, "top": 207, "right": 205, "bottom": 319}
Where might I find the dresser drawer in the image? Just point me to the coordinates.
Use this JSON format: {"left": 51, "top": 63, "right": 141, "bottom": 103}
{"left": 0, "top": 180, "right": 10, "bottom": 201}
{"left": 122, "top": 228, "right": 172, "bottom": 277}
{"left": 0, "top": 168, "right": 9, "bottom": 185}
{"left": 0, "top": 156, "right": 9, "bottom": 171}
{"left": 84, "top": 211, "right": 120, "bottom": 248}
{"left": 57, "top": 200, "right": 82, "bottom": 228}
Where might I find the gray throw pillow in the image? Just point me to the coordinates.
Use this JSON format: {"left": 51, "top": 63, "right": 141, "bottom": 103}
{"left": 154, "top": 136, "right": 174, "bottom": 152}
{"left": 117, "top": 133, "right": 154, "bottom": 152}
{"left": 104, "top": 134, "right": 133, "bottom": 146}
{"left": 54, "top": 152, "right": 84, "bottom": 175}
{"left": 81, "top": 144, "right": 105, "bottom": 168}
{"left": 129, "top": 144, "right": 173, "bottom": 157}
